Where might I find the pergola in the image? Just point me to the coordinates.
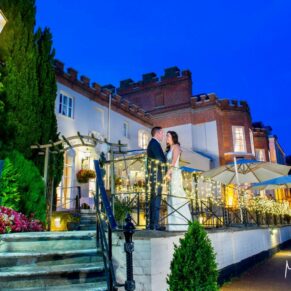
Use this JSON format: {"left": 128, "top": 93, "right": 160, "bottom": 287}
{"left": 31, "top": 132, "right": 126, "bottom": 196}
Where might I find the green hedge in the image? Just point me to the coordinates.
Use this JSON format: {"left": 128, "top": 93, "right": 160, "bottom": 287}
{"left": 1, "top": 151, "right": 46, "bottom": 224}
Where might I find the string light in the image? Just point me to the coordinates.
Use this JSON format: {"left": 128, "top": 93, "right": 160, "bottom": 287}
{"left": 110, "top": 154, "right": 291, "bottom": 219}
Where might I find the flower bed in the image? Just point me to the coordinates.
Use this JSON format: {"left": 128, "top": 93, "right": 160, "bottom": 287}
{"left": 0, "top": 206, "right": 44, "bottom": 234}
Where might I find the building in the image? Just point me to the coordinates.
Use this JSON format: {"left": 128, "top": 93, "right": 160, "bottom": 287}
{"left": 54, "top": 60, "right": 152, "bottom": 209}
{"left": 54, "top": 61, "right": 288, "bottom": 209}
{"left": 117, "top": 66, "right": 255, "bottom": 167}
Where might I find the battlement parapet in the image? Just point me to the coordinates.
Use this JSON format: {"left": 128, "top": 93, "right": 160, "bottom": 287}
{"left": 54, "top": 59, "right": 152, "bottom": 124}
{"left": 117, "top": 66, "right": 191, "bottom": 95}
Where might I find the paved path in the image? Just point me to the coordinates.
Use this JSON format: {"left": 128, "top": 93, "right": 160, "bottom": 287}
{"left": 221, "top": 245, "right": 291, "bottom": 291}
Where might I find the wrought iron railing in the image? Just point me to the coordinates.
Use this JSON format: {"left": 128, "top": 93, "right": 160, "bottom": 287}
{"left": 94, "top": 160, "right": 135, "bottom": 291}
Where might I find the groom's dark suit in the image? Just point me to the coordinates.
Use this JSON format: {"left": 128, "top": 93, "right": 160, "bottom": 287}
{"left": 147, "top": 138, "right": 166, "bottom": 229}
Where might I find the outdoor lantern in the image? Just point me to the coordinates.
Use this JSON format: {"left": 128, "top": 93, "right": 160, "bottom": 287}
{"left": 0, "top": 10, "right": 7, "bottom": 33}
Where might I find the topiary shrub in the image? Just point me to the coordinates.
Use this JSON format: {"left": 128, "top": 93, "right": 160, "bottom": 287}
{"left": 167, "top": 221, "right": 218, "bottom": 291}
{"left": 7, "top": 151, "right": 46, "bottom": 224}
{"left": 0, "top": 157, "right": 21, "bottom": 211}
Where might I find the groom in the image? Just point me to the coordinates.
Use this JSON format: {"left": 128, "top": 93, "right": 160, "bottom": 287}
{"left": 147, "top": 126, "right": 167, "bottom": 230}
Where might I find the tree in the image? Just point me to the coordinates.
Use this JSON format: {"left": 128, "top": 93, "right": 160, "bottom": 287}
{"left": 0, "top": 0, "right": 63, "bottom": 188}
{"left": 34, "top": 27, "right": 63, "bottom": 186}
{"left": 0, "top": 158, "right": 21, "bottom": 211}
{"left": 0, "top": 0, "right": 40, "bottom": 157}
{"left": 167, "top": 221, "right": 218, "bottom": 291}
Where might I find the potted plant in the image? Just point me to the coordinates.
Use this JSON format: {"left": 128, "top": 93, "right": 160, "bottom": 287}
{"left": 66, "top": 213, "right": 80, "bottom": 231}
{"left": 76, "top": 169, "right": 96, "bottom": 183}
{"left": 114, "top": 197, "right": 132, "bottom": 227}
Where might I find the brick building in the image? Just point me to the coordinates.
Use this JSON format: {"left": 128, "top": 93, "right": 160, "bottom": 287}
{"left": 117, "top": 66, "right": 258, "bottom": 166}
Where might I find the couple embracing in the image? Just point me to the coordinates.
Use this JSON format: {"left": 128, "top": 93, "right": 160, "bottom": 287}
{"left": 147, "top": 126, "right": 192, "bottom": 231}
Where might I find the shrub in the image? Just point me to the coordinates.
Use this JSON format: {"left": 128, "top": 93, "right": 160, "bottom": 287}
{"left": 114, "top": 197, "right": 132, "bottom": 225}
{"left": 167, "top": 221, "right": 218, "bottom": 291}
{"left": 0, "top": 206, "right": 43, "bottom": 234}
{"left": 7, "top": 151, "right": 46, "bottom": 224}
{"left": 0, "top": 158, "right": 21, "bottom": 210}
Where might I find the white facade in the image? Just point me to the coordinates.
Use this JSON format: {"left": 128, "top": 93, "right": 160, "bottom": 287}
{"left": 162, "top": 121, "right": 219, "bottom": 171}
{"left": 55, "top": 82, "right": 151, "bottom": 209}
{"left": 192, "top": 121, "right": 220, "bottom": 167}
{"left": 113, "top": 226, "right": 291, "bottom": 291}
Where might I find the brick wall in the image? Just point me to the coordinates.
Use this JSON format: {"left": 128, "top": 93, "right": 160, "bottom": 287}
{"left": 253, "top": 128, "right": 270, "bottom": 162}
{"left": 117, "top": 67, "right": 192, "bottom": 112}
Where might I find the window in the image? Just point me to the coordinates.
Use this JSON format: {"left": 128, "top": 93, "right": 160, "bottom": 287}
{"left": 138, "top": 130, "right": 150, "bottom": 149}
{"left": 95, "top": 108, "right": 104, "bottom": 131}
{"left": 232, "top": 126, "right": 246, "bottom": 152}
{"left": 59, "top": 93, "right": 74, "bottom": 118}
{"left": 123, "top": 122, "right": 129, "bottom": 138}
{"left": 249, "top": 129, "right": 255, "bottom": 155}
{"left": 56, "top": 152, "right": 74, "bottom": 210}
{"left": 255, "top": 149, "right": 266, "bottom": 161}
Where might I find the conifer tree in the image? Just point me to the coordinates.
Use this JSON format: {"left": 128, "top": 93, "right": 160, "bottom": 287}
{"left": 34, "top": 27, "right": 63, "bottom": 185}
{"left": 167, "top": 221, "right": 219, "bottom": 291}
{"left": 0, "top": 1, "right": 63, "bottom": 186}
{"left": 0, "top": 0, "right": 40, "bottom": 157}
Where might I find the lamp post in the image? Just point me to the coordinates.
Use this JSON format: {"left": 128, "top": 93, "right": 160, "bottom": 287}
{"left": 0, "top": 10, "right": 7, "bottom": 33}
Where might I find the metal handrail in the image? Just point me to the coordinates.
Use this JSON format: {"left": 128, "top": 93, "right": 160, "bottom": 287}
{"left": 94, "top": 160, "right": 124, "bottom": 291}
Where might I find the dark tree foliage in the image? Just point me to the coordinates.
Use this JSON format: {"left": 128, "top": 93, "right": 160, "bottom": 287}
{"left": 0, "top": 157, "right": 21, "bottom": 211}
{"left": 8, "top": 151, "right": 46, "bottom": 224}
{"left": 0, "top": 0, "right": 63, "bottom": 186}
{"left": 34, "top": 27, "right": 63, "bottom": 185}
{"left": 0, "top": 0, "right": 39, "bottom": 157}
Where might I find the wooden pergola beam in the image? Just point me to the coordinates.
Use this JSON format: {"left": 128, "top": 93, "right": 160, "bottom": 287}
{"left": 77, "top": 131, "right": 85, "bottom": 146}
{"left": 62, "top": 135, "right": 72, "bottom": 148}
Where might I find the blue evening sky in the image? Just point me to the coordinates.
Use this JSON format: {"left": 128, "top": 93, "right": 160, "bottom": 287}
{"left": 36, "top": 0, "right": 291, "bottom": 155}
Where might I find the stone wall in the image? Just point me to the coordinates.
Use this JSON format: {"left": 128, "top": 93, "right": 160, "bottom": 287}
{"left": 113, "top": 226, "right": 291, "bottom": 291}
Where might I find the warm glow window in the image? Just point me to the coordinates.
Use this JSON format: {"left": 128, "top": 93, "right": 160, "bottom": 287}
{"left": 138, "top": 130, "right": 150, "bottom": 149}
{"left": 59, "top": 93, "right": 74, "bottom": 118}
{"left": 255, "top": 149, "right": 266, "bottom": 161}
{"left": 232, "top": 126, "right": 246, "bottom": 152}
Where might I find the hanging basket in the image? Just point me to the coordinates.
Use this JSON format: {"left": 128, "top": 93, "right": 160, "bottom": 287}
{"left": 76, "top": 169, "right": 96, "bottom": 183}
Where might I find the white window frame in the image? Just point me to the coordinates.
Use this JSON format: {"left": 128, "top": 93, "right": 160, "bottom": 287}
{"left": 138, "top": 130, "right": 150, "bottom": 149}
{"left": 232, "top": 126, "right": 246, "bottom": 153}
{"left": 249, "top": 129, "right": 255, "bottom": 155}
{"left": 255, "top": 149, "right": 266, "bottom": 162}
{"left": 59, "top": 92, "right": 74, "bottom": 119}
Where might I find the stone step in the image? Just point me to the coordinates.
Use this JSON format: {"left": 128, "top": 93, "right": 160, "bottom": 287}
{"left": 80, "top": 209, "right": 96, "bottom": 214}
{"left": 0, "top": 249, "right": 101, "bottom": 268}
{"left": 80, "top": 218, "right": 97, "bottom": 224}
{"left": 79, "top": 224, "right": 97, "bottom": 231}
{"left": 0, "top": 262, "right": 106, "bottom": 289}
{"left": 0, "top": 231, "right": 96, "bottom": 252}
{"left": 2, "top": 281, "right": 107, "bottom": 291}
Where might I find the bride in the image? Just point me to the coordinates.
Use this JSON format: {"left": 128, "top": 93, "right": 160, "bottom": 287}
{"left": 165, "top": 131, "right": 192, "bottom": 231}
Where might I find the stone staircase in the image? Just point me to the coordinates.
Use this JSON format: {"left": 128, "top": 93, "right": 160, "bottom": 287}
{"left": 0, "top": 231, "right": 107, "bottom": 290}
{"left": 79, "top": 210, "right": 97, "bottom": 231}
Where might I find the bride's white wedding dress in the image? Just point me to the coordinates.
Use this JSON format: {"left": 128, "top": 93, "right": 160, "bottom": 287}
{"left": 167, "top": 149, "right": 192, "bottom": 231}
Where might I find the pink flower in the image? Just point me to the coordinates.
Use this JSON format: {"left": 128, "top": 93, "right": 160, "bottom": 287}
{"left": 0, "top": 206, "right": 44, "bottom": 234}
